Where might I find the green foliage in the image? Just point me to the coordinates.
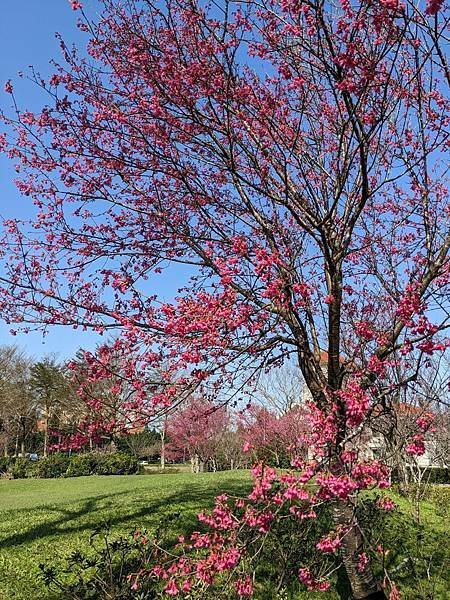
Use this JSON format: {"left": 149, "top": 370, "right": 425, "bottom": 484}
{"left": 8, "top": 457, "right": 33, "bottom": 479}
{"left": 420, "top": 485, "right": 450, "bottom": 513}
{"left": 357, "top": 494, "right": 450, "bottom": 600}
{"left": 391, "top": 467, "right": 449, "bottom": 485}
{"left": 4, "top": 451, "right": 140, "bottom": 479}
{"left": 421, "top": 468, "right": 449, "bottom": 485}
{"left": 93, "top": 452, "right": 140, "bottom": 475}
{"left": 39, "top": 523, "right": 165, "bottom": 599}
{"left": 65, "top": 453, "right": 95, "bottom": 477}
{"left": 30, "top": 453, "right": 71, "bottom": 478}
{"left": 0, "top": 456, "right": 10, "bottom": 474}
{"left": 115, "top": 429, "right": 161, "bottom": 459}
{"left": 401, "top": 484, "right": 450, "bottom": 518}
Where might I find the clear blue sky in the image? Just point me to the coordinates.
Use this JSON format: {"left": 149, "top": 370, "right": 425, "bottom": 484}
{"left": 0, "top": 1, "right": 188, "bottom": 360}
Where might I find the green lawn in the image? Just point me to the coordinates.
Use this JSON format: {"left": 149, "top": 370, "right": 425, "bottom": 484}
{"left": 0, "top": 471, "right": 251, "bottom": 600}
{"left": 0, "top": 473, "right": 448, "bottom": 600}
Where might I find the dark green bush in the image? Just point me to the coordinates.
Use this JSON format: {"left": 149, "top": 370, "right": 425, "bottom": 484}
{"left": 94, "top": 452, "right": 140, "bottom": 475}
{"left": 31, "top": 453, "right": 71, "bottom": 478}
{"left": 391, "top": 467, "right": 449, "bottom": 485}
{"left": 422, "top": 467, "right": 449, "bottom": 484}
{"left": 65, "top": 453, "right": 96, "bottom": 477}
{"left": 0, "top": 457, "right": 10, "bottom": 474}
{"left": 3, "top": 452, "right": 139, "bottom": 479}
{"left": 8, "top": 458, "right": 32, "bottom": 479}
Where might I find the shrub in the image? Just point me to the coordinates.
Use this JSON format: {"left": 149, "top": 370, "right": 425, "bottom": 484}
{"left": 3, "top": 452, "right": 140, "bottom": 479}
{"left": 0, "top": 457, "right": 10, "bottom": 474}
{"left": 31, "top": 453, "right": 71, "bottom": 478}
{"left": 94, "top": 452, "right": 140, "bottom": 475}
{"left": 8, "top": 458, "right": 32, "bottom": 479}
{"left": 39, "top": 519, "right": 178, "bottom": 599}
{"left": 65, "top": 453, "right": 96, "bottom": 477}
{"left": 422, "top": 467, "right": 449, "bottom": 485}
{"left": 391, "top": 467, "right": 449, "bottom": 485}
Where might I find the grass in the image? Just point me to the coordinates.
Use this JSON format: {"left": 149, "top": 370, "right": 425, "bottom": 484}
{"left": 0, "top": 473, "right": 448, "bottom": 600}
{"left": 0, "top": 471, "right": 251, "bottom": 600}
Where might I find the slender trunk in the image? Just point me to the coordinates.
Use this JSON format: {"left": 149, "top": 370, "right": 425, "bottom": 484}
{"left": 160, "top": 428, "right": 166, "bottom": 470}
{"left": 333, "top": 501, "right": 387, "bottom": 600}
{"left": 43, "top": 417, "right": 48, "bottom": 458}
{"left": 20, "top": 418, "right": 26, "bottom": 456}
{"left": 191, "top": 454, "right": 200, "bottom": 474}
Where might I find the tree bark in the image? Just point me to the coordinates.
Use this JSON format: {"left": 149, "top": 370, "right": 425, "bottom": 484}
{"left": 333, "top": 501, "right": 387, "bottom": 600}
{"left": 160, "top": 428, "right": 165, "bottom": 470}
{"left": 191, "top": 454, "right": 200, "bottom": 473}
{"left": 43, "top": 416, "right": 48, "bottom": 458}
{"left": 20, "top": 417, "right": 26, "bottom": 456}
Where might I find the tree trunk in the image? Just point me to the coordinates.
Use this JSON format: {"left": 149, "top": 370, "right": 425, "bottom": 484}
{"left": 191, "top": 454, "right": 200, "bottom": 474}
{"left": 333, "top": 501, "right": 387, "bottom": 600}
{"left": 43, "top": 417, "right": 48, "bottom": 458}
{"left": 14, "top": 428, "right": 19, "bottom": 457}
{"left": 20, "top": 417, "right": 26, "bottom": 457}
{"left": 160, "top": 428, "right": 165, "bottom": 470}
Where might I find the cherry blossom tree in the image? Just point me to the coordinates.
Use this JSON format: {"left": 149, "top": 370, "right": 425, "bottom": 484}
{"left": 0, "top": 0, "right": 449, "bottom": 597}
{"left": 166, "top": 396, "right": 229, "bottom": 472}
{"left": 239, "top": 404, "right": 308, "bottom": 466}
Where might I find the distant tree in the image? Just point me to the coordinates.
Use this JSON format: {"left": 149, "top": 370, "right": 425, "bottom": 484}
{"left": 30, "top": 357, "right": 73, "bottom": 456}
{"left": 257, "top": 364, "right": 304, "bottom": 415}
{"left": 166, "top": 397, "right": 229, "bottom": 473}
{"left": 239, "top": 404, "right": 308, "bottom": 466}
{"left": 0, "top": 346, "right": 35, "bottom": 456}
{"left": 115, "top": 428, "right": 160, "bottom": 461}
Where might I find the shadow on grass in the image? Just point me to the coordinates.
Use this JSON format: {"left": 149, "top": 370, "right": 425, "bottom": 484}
{"left": 0, "top": 476, "right": 251, "bottom": 551}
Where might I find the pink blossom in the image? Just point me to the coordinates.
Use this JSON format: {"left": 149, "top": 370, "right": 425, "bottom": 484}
{"left": 357, "top": 553, "right": 369, "bottom": 573}
{"left": 316, "top": 533, "right": 341, "bottom": 553}
{"left": 235, "top": 576, "right": 253, "bottom": 597}
{"left": 406, "top": 434, "right": 426, "bottom": 456}
{"left": 163, "top": 579, "right": 179, "bottom": 596}
{"left": 376, "top": 497, "right": 396, "bottom": 511}
{"left": 298, "top": 568, "right": 330, "bottom": 591}
{"left": 425, "top": 0, "right": 444, "bottom": 15}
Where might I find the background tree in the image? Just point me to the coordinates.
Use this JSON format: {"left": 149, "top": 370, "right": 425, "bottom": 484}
{"left": 0, "top": 0, "right": 449, "bottom": 597}
{"left": 30, "top": 357, "right": 72, "bottom": 456}
{"left": 256, "top": 363, "right": 304, "bottom": 415}
{"left": 166, "top": 397, "right": 229, "bottom": 473}
{"left": 0, "top": 346, "right": 35, "bottom": 457}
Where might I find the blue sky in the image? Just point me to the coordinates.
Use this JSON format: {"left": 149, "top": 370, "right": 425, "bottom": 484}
{"left": 0, "top": 1, "right": 189, "bottom": 360}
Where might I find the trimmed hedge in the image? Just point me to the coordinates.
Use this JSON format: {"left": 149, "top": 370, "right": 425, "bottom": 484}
{"left": 31, "top": 454, "right": 71, "bottom": 478}
{"left": 3, "top": 452, "right": 140, "bottom": 479}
